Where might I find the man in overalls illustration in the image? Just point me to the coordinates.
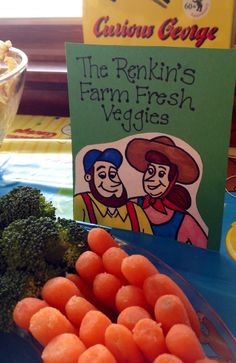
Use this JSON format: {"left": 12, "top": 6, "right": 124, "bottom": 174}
{"left": 74, "top": 148, "right": 152, "bottom": 234}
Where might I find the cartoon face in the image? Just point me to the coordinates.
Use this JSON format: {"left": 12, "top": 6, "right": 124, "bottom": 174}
{"left": 90, "top": 161, "right": 123, "bottom": 198}
{"left": 143, "top": 162, "right": 170, "bottom": 197}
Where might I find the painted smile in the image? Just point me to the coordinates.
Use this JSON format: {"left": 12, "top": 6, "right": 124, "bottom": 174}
{"left": 99, "top": 184, "right": 118, "bottom": 193}
{"left": 147, "top": 182, "right": 164, "bottom": 190}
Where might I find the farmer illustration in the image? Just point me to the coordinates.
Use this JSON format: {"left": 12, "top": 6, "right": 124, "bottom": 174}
{"left": 125, "top": 136, "right": 208, "bottom": 248}
{"left": 74, "top": 147, "right": 153, "bottom": 234}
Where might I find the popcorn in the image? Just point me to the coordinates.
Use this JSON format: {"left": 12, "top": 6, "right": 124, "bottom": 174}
{"left": 0, "top": 40, "right": 23, "bottom": 142}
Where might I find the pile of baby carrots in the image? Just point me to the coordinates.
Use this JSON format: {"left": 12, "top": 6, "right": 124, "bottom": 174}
{"left": 13, "top": 227, "right": 218, "bottom": 363}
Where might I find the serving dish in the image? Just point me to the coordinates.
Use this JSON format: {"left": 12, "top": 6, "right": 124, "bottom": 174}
{"left": 0, "top": 45, "right": 28, "bottom": 144}
{"left": 0, "top": 233, "right": 235, "bottom": 363}
{"left": 121, "top": 241, "right": 236, "bottom": 363}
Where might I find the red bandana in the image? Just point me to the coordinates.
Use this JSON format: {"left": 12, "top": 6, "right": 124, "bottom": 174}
{"left": 142, "top": 195, "right": 183, "bottom": 214}
{"left": 141, "top": 174, "right": 183, "bottom": 214}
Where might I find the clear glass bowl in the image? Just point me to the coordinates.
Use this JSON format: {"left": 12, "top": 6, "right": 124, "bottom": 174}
{"left": 0, "top": 237, "right": 235, "bottom": 363}
{"left": 0, "top": 47, "right": 28, "bottom": 144}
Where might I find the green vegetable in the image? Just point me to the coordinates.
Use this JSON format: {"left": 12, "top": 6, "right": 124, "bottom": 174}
{"left": 57, "top": 217, "right": 88, "bottom": 270}
{"left": 0, "top": 186, "right": 56, "bottom": 234}
{"left": 0, "top": 270, "right": 39, "bottom": 332}
{"left": 0, "top": 215, "right": 88, "bottom": 332}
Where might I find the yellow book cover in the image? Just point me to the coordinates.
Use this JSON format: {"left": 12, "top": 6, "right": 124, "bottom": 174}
{"left": 83, "top": 0, "right": 236, "bottom": 48}
{"left": 2, "top": 115, "right": 71, "bottom": 153}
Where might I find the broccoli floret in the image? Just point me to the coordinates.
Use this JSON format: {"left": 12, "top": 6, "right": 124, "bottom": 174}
{"left": 56, "top": 218, "right": 88, "bottom": 270}
{"left": 0, "top": 262, "right": 68, "bottom": 332}
{"left": 63, "top": 243, "right": 87, "bottom": 270}
{"left": 0, "top": 216, "right": 88, "bottom": 273}
{"left": 56, "top": 217, "right": 88, "bottom": 244}
{"left": 34, "top": 262, "right": 66, "bottom": 287}
{"left": 0, "top": 270, "right": 40, "bottom": 332}
{"left": 0, "top": 215, "right": 89, "bottom": 332}
{"left": 0, "top": 216, "right": 61, "bottom": 272}
{"left": 0, "top": 186, "right": 56, "bottom": 233}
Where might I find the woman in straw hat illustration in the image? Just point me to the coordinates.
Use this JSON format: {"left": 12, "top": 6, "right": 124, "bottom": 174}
{"left": 125, "top": 135, "right": 208, "bottom": 248}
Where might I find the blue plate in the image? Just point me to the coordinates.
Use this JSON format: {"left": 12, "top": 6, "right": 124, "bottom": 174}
{"left": 0, "top": 236, "right": 236, "bottom": 363}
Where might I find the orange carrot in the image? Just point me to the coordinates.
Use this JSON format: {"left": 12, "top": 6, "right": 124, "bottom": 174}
{"left": 117, "top": 306, "right": 151, "bottom": 331}
{"left": 41, "top": 333, "right": 86, "bottom": 363}
{"left": 79, "top": 310, "right": 112, "bottom": 347}
{"left": 105, "top": 323, "right": 146, "bottom": 363}
{"left": 165, "top": 324, "right": 205, "bottom": 363}
{"left": 153, "top": 353, "right": 184, "bottom": 363}
{"left": 13, "top": 297, "right": 48, "bottom": 331}
{"left": 77, "top": 344, "right": 117, "bottom": 363}
{"left": 65, "top": 296, "right": 97, "bottom": 328}
{"left": 29, "top": 307, "right": 76, "bottom": 347}
{"left": 93, "top": 272, "right": 123, "bottom": 310}
{"left": 121, "top": 254, "right": 158, "bottom": 287}
{"left": 75, "top": 251, "right": 104, "bottom": 284}
{"left": 87, "top": 228, "right": 119, "bottom": 255}
{"left": 102, "top": 247, "right": 128, "bottom": 280}
{"left": 66, "top": 273, "right": 86, "bottom": 292}
{"left": 132, "top": 318, "right": 167, "bottom": 362}
{"left": 115, "top": 285, "right": 149, "bottom": 312}
{"left": 66, "top": 272, "right": 116, "bottom": 319}
{"left": 41, "top": 277, "right": 81, "bottom": 314}
{"left": 143, "top": 274, "right": 201, "bottom": 337}
{"left": 154, "top": 294, "right": 191, "bottom": 334}
{"left": 66, "top": 273, "right": 93, "bottom": 301}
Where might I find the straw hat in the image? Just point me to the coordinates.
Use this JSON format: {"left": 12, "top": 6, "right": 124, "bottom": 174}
{"left": 125, "top": 136, "right": 199, "bottom": 184}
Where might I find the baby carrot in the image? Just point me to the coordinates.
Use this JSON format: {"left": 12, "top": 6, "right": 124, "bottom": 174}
{"left": 117, "top": 306, "right": 151, "bottom": 331}
{"left": 41, "top": 333, "right": 86, "bottom": 363}
{"left": 87, "top": 227, "right": 119, "bottom": 255}
{"left": 165, "top": 324, "right": 205, "bottom": 363}
{"left": 79, "top": 310, "right": 112, "bottom": 347}
{"left": 153, "top": 353, "right": 184, "bottom": 363}
{"left": 154, "top": 294, "right": 191, "bottom": 334}
{"left": 65, "top": 296, "right": 97, "bottom": 328}
{"left": 143, "top": 274, "right": 201, "bottom": 337}
{"left": 66, "top": 273, "right": 107, "bottom": 310}
{"left": 132, "top": 318, "right": 167, "bottom": 362}
{"left": 41, "top": 277, "right": 81, "bottom": 314}
{"left": 105, "top": 323, "right": 146, "bottom": 363}
{"left": 66, "top": 273, "right": 93, "bottom": 301}
{"left": 93, "top": 272, "right": 124, "bottom": 310}
{"left": 29, "top": 307, "right": 76, "bottom": 347}
{"left": 121, "top": 254, "right": 158, "bottom": 287}
{"left": 75, "top": 250, "right": 104, "bottom": 284}
{"left": 102, "top": 247, "right": 129, "bottom": 280}
{"left": 115, "top": 285, "right": 149, "bottom": 312}
{"left": 77, "top": 344, "right": 117, "bottom": 363}
{"left": 13, "top": 297, "right": 48, "bottom": 331}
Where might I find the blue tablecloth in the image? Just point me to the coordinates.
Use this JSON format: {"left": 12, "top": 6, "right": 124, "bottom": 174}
{"left": 0, "top": 151, "right": 236, "bottom": 340}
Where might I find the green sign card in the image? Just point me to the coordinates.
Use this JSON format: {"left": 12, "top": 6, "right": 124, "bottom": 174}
{"left": 66, "top": 43, "right": 236, "bottom": 251}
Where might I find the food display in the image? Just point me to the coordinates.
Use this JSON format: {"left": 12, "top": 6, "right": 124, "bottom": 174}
{"left": 0, "top": 187, "right": 234, "bottom": 362}
{"left": 0, "top": 2, "right": 235, "bottom": 360}
{"left": 0, "top": 186, "right": 236, "bottom": 363}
